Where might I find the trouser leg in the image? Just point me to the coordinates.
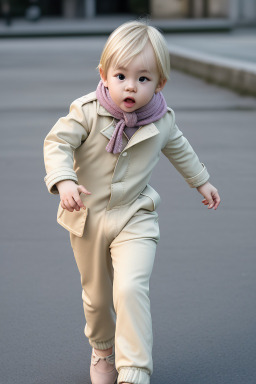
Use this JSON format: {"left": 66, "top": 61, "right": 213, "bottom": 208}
{"left": 70, "top": 214, "right": 115, "bottom": 350}
{"left": 110, "top": 209, "right": 159, "bottom": 384}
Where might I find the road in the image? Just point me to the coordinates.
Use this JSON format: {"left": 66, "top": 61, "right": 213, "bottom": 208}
{"left": 1, "top": 36, "right": 256, "bottom": 384}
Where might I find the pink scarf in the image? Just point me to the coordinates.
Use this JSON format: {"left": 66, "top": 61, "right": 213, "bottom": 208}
{"left": 96, "top": 80, "right": 167, "bottom": 154}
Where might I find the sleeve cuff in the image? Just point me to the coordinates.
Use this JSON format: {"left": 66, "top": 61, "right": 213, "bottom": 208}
{"left": 185, "top": 163, "right": 210, "bottom": 188}
{"left": 44, "top": 167, "right": 78, "bottom": 194}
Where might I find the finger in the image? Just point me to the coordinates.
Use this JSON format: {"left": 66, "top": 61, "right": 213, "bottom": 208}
{"left": 205, "top": 195, "right": 214, "bottom": 209}
{"left": 68, "top": 196, "right": 81, "bottom": 211}
{"left": 202, "top": 198, "right": 210, "bottom": 206}
{"left": 73, "top": 202, "right": 82, "bottom": 211}
{"left": 77, "top": 185, "right": 92, "bottom": 195}
{"left": 213, "top": 193, "right": 221, "bottom": 210}
{"left": 73, "top": 191, "right": 86, "bottom": 209}
{"left": 64, "top": 199, "right": 74, "bottom": 212}
{"left": 61, "top": 200, "right": 66, "bottom": 210}
{"left": 65, "top": 199, "right": 80, "bottom": 212}
{"left": 62, "top": 200, "right": 71, "bottom": 211}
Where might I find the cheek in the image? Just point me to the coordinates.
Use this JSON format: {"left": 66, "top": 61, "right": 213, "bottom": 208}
{"left": 109, "top": 81, "right": 121, "bottom": 94}
{"left": 143, "top": 84, "right": 156, "bottom": 98}
{"left": 108, "top": 86, "right": 119, "bottom": 101}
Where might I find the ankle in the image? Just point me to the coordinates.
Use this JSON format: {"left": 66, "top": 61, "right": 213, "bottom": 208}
{"left": 94, "top": 346, "right": 113, "bottom": 357}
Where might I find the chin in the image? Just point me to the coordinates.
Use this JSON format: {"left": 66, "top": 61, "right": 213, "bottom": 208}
{"left": 123, "top": 107, "right": 137, "bottom": 113}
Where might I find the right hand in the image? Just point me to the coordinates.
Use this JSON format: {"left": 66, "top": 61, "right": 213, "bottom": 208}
{"left": 56, "top": 180, "right": 91, "bottom": 212}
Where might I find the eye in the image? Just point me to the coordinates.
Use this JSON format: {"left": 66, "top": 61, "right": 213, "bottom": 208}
{"left": 116, "top": 74, "right": 125, "bottom": 81}
{"left": 139, "top": 76, "right": 149, "bottom": 83}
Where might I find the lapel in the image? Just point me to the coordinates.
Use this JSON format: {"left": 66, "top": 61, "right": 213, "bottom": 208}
{"left": 100, "top": 122, "right": 160, "bottom": 149}
{"left": 100, "top": 121, "right": 116, "bottom": 141}
{"left": 97, "top": 103, "right": 113, "bottom": 118}
{"left": 124, "top": 123, "right": 159, "bottom": 150}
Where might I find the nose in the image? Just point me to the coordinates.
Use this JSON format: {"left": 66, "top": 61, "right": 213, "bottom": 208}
{"left": 125, "top": 79, "right": 137, "bottom": 92}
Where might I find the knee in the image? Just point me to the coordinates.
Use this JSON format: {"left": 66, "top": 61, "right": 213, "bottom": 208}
{"left": 82, "top": 288, "right": 112, "bottom": 314}
{"left": 113, "top": 278, "right": 149, "bottom": 309}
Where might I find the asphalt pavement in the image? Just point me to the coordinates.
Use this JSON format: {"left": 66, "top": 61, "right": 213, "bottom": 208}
{"left": 1, "top": 36, "right": 256, "bottom": 384}
{"left": 1, "top": 16, "right": 256, "bottom": 96}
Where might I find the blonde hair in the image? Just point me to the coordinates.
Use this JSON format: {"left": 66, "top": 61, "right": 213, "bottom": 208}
{"left": 98, "top": 20, "right": 170, "bottom": 81}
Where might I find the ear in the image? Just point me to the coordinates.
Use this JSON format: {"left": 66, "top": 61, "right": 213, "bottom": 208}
{"left": 155, "top": 79, "right": 167, "bottom": 94}
{"left": 99, "top": 68, "right": 108, "bottom": 87}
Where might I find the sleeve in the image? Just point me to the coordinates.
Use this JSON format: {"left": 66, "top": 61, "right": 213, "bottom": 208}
{"left": 43, "top": 99, "right": 90, "bottom": 194}
{"left": 161, "top": 109, "right": 210, "bottom": 188}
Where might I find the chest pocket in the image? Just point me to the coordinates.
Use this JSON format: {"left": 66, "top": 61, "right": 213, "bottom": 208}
{"left": 57, "top": 203, "right": 88, "bottom": 237}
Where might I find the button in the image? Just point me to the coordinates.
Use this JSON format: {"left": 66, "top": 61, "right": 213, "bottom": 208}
{"left": 122, "top": 152, "right": 127, "bottom": 157}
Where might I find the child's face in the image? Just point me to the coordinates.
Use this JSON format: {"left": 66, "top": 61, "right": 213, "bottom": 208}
{"left": 100, "top": 42, "right": 167, "bottom": 113}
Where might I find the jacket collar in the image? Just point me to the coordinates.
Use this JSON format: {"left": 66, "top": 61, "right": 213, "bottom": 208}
{"left": 100, "top": 121, "right": 159, "bottom": 150}
{"left": 97, "top": 100, "right": 160, "bottom": 150}
{"left": 100, "top": 121, "right": 116, "bottom": 140}
{"left": 124, "top": 123, "right": 159, "bottom": 150}
{"left": 97, "top": 102, "right": 113, "bottom": 117}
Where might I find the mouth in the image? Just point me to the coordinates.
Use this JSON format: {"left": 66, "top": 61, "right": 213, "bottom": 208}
{"left": 123, "top": 97, "right": 135, "bottom": 107}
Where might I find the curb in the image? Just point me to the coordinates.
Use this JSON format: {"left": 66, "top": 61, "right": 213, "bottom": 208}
{"left": 0, "top": 18, "right": 233, "bottom": 39}
{"left": 169, "top": 45, "right": 256, "bottom": 96}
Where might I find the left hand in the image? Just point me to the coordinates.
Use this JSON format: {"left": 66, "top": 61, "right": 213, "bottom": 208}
{"left": 197, "top": 181, "right": 221, "bottom": 210}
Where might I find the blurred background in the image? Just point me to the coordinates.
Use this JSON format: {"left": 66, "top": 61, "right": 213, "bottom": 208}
{"left": 1, "top": 0, "right": 256, "bottom": 25}
{"left": 1, "top": 1, "right": 256, "bottom": 384}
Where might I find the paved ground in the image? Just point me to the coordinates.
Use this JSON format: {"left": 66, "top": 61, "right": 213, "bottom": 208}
{"left": 1, "top": 36, "right": 256, "bottom": 384}
{"left": 1, "top": 17, "right": 255, "bottom": 95}
{"left": 0, "top": 17, "right": 253, "bottom": 63}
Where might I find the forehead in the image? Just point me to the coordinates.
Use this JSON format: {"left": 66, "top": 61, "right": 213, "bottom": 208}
{"left": 112, "top": 42, "right": 159, "bottom": 73}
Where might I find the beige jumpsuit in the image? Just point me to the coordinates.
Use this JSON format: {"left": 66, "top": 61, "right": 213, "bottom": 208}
{"left": 44, "top": 91, "right": 209, "bottom": 384}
